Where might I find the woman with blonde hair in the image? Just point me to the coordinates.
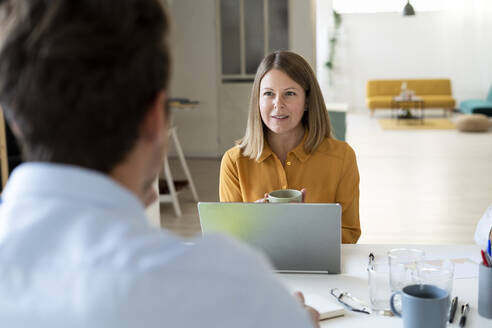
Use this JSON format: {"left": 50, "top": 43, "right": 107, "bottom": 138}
{"left": 219, "top": 51, "right": 360, "bottom": 243}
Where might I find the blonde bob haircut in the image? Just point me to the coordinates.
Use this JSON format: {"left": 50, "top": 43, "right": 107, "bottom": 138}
{"left": 236, "top": 51, "right": 332, "bottom": 161}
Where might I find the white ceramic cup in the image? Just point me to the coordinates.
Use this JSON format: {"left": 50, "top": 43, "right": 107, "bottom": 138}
{"left": 267, "top": 189, "right": 302, "bottom": 203}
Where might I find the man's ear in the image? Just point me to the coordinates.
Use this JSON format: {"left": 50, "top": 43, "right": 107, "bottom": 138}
{"left": 9, "top": 119, "right": 23, "bottom": 139}
{"left": 140, "top": 90, "right": 167, "bottom": 141}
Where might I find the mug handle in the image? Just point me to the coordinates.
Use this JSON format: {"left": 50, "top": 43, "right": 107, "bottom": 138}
{"left": 390, "top": 292, "right": 402, "bottom": 317}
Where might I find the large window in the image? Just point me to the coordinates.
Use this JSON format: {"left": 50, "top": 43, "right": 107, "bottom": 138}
{"left": 333, "top": 0, "right": 446, "bottom": 14}
{"left": 219, "top": 0, "right": 289, "bottom": 82}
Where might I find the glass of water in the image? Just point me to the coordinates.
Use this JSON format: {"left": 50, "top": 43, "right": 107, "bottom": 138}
{"left": 367, "top": 261, "right": 391, "bottom": 311}
{"left": 388, "top": 248, "right": 425, "bottom": 292}
{"left": 418, "top": 260, "right": 454, "bottom": 296}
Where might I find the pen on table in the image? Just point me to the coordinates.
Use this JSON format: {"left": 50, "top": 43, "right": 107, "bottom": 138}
{"left": 368, "top": 253, "right": 375, "bottom": 270}
{"left": 481, "top": 249, "right": 490, "bottom": 267}
{"left": 487, "top": 252, "right": 492, "bottom": 267}
{"left": 448, "top": 296, "right": 458, "bottom": 323}
{"left": 459, "top": 303, "right": 469, "bottom": 328}
{"left": 486, "top": 250, "right": 492, "bottom": 267}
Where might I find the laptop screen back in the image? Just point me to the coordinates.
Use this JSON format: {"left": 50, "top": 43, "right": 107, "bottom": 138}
{"left": 198, "top": 202, "right": 341, "bottom": 274}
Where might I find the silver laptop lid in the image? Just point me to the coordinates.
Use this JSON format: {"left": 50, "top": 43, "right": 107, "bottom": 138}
{"left": 198, "top": 202, "right": 341, "bottom": 274}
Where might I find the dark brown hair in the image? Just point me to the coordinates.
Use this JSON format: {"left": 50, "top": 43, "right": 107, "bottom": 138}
{"left": 0, "top": 0, "right": 170, "bottom": 173}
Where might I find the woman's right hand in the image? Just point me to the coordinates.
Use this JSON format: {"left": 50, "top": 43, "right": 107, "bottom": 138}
{"left": 255, "top": 193, "right": 269, "bottom": 203}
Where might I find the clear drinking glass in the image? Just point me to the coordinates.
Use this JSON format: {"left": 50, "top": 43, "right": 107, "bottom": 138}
{"left": 388, "top": 248, "right": 425, "bottom": 293}
{"left": 418, "top": 260, "right": 454, "bottom": 296}
{"left": 367, "top": 261, "right": 391, "bottom": 311}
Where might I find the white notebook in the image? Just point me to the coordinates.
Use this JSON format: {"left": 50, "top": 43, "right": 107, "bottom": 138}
{"left": 304, "top": 294, "right": 345, "bottom": 320}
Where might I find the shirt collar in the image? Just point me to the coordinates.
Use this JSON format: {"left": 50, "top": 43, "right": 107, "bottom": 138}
{"left": 2, "top": 162, "right": 145, "bottom": 219}
{"left": 290, "top": 132, "right": 310, "bottom": 163}
{"left": 257, "top": 130, "right": 310, "bottom": 163}
{"left": 257, "top": 142, "right": 273, "bottom": 163}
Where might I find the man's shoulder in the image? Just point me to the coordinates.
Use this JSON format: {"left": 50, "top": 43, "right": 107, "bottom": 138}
{"left": 127, "top": 234, "right": 312, "bottom": 327}
{"left": 86, "top": 222, "right": 274, "bottom": 278}
{"left": 0, "top": 215, "right": 311, "bottom": 327}
{"left": 128, "top": 232, "right": 272, "bottom": 276}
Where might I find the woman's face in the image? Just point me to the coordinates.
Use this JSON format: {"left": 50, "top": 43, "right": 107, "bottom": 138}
{"left": 259, "top": 69, "right": 306, "bottom": 136}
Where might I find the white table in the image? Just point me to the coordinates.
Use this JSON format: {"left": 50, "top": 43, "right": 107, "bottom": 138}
{"left": 279, "top": 244, "right": 489, "bottom": 327}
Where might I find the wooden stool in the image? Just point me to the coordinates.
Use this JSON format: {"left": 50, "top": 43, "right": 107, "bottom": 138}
{"left": 159, "top": 126, "right": 199, "bottom": 217}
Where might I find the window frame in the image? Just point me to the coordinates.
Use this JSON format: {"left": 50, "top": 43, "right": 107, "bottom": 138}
{"left": 218, "top": 0, "right": 289, "bottom": 83}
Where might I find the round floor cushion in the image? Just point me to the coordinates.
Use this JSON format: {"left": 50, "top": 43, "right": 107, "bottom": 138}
{"left": 455, "top": 114, "right": 492, "bottom": 132}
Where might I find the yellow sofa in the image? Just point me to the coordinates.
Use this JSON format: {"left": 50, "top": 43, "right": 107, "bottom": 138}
{"left": 366, "top": 79, "right": 456, "bottom": 116}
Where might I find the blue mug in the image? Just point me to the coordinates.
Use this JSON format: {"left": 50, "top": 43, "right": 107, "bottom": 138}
{"left": 390, "top": 284, "right": 449, "bottom": 328}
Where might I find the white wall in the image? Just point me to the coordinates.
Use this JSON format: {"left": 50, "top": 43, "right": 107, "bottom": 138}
{"left": 316, "top": 0, "right": 492, "bottom": 113}
{"left": 315, "top": 0, "right": 332, "bottom": 94}
{"left": 168, "top": 0, "right": 219, "bottom": 157}
{"left": 289, "top": 0, "right": 317, "bottom": 68}
{"left": 218, "top": 83, "right": 251, "bottom": 154}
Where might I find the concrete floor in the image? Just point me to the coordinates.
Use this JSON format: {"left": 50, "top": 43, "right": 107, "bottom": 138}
{"left": 159, "top": 112, "right": 492, "bottom": 244}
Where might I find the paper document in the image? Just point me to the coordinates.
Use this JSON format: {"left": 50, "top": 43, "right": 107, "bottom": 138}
{"left": 424, "top": 257, "right": 479, "bottom": 279}
{"left": 304, "top": 294, "right": 345, "bottom": 320}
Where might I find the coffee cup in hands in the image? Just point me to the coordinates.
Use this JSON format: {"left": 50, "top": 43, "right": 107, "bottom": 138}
{"left": 267, "top": 189, "right": 303, "bottom": 203}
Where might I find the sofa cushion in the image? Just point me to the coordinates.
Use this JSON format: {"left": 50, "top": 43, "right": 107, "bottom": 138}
{"left": 420, "top": 95, "right": 456, "bottom": 108}
{"left": 454, "top": 114, "right": 491, "bottom": 132}
{"left": 367, "top": 95, "right": 455, "bottom": 110}
{"left": 366, "top": 96, "right": 393, "bottom": 109}
{"left": 367, "top": 79, "right": 452, "bottom": 97}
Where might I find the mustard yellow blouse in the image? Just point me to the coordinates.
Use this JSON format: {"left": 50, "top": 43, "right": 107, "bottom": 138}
{"left": 219, "top": 135, "right": 361, "bottom": 244}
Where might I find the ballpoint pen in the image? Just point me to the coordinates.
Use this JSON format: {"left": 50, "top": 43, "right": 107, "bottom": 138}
{"left": 488, "top": 239, "right": 491, "bottom": 257}
{"left": 448, "top": 296, "right": 458, "bottom": 323}
{"left": 487, "top": 252, "right": 492, "bottom": 267}
{"left": 459, "top": 303, "right": 469, "bottom": 328}
{"left": 368, "top": 253, "right": 375, "bottom": 270}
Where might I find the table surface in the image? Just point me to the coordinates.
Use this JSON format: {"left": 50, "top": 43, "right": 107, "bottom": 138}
{"left": 279, "top": 244, "right": 489, "bottom": 327}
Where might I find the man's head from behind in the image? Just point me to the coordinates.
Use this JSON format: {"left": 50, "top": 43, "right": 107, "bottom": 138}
{"left": 0, "top": 0, "right": 170, "bottom": 201}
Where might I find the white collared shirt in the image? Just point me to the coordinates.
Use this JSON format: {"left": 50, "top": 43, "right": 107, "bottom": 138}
{"left": 475, "top": 204, "right": 492, "bottom": 249}
{"left": 0, "top": 163, "right": 311, "bottom": 328}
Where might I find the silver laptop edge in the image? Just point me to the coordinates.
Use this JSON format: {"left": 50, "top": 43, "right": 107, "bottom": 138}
{"left": 198, "top": 202, "right": 342, "bottom": 274}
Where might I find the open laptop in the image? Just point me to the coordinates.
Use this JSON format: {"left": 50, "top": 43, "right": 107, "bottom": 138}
{"left": 198, "top": 202, "right": 341, "bottom": 274}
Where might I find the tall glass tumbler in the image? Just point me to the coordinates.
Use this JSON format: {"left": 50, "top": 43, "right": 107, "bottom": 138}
{"left": 418, "top": 260, "right": 454, "bottom": 297}
{"left": 388, "top": 248, "right": 425, "bottom": 293}
{"left": 367, "top": 261, "right": 391, "bottom": 311}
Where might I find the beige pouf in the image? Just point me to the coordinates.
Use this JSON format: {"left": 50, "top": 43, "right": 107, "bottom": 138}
{"left": 455, "top": 114, "right": 492, "bottom": 132}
